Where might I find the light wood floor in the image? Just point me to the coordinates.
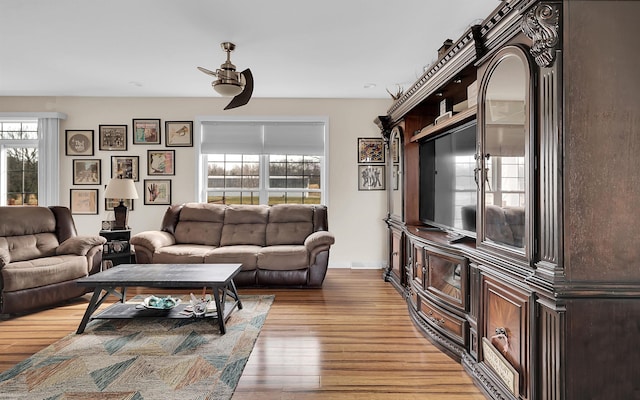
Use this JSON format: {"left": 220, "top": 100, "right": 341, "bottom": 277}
{"left": 0, "top": 269, "right": 486, "bottom": 399}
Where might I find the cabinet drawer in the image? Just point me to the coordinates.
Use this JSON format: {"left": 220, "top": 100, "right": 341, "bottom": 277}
{"left": 418, "top": 294, "right": 466, "bottom": 344}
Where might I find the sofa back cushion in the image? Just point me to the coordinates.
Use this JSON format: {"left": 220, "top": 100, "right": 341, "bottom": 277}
{"left": 220, "top": 205, "right": 269, "bottom": 246}
{"left": 266, "top": 204, "right": 314, "bottom": 245}
{"left": 174, "top": 203, "right": 225, "bottom": 246}
{"left": 0, "top": 207, "right": 59, "bottom": 262}
{"left": 0, "top": 233, "right": 59, "bottom": 263}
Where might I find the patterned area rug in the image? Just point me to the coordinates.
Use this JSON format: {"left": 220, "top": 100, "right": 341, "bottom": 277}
{"left": 0, "top": 294, "right": 274, "bottom": 400}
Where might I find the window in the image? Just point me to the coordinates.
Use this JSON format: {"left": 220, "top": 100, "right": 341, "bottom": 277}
{"left": 0, "top": 113, "right": 65, "bottom": 206}
{"left": 486, "top": 156, "right": 526, "bottom": 208}
{"left": 0, "top": 121, "right": 39, "bottom": 205}
{"left": 198, "top": 119, "right": 327, "bottom": 205}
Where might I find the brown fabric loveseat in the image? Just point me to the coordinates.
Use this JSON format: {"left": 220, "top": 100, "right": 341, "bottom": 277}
{"left": 0, "top": 206, "right": 106, "bottom": 314}
{"left": 130, "top": 203, "right": 335, "bottom": 287}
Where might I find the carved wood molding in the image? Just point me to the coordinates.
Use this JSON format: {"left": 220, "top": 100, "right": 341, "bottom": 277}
{"left": 521, "top": 3, "right": 560, "bottom": 67}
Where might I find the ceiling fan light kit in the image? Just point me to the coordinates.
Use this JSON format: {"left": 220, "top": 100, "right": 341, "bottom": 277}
{"left": 198, "top": 42, "right": 254, "bottom": 109}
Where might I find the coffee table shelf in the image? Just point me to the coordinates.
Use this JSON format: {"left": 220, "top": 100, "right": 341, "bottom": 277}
{"left": 91, "top": 300, "right": 237, "bottom": 320}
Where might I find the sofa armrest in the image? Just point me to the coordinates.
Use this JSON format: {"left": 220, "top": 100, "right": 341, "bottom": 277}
{"left": 56, "top": 236, "right": 107, "bottom": 256}
{"left": 0, "top": 248, "right": 9, "bottom": 268}
{"left": 130, "top": 231, "right": 176, "bottom": 253}
{"left": 304, "top": 231, "right": 335, "bottom": 252}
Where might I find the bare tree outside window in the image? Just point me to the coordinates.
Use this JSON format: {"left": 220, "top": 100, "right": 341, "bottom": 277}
{"left": 1, "top": 122, "right": 39, "bottom": 205}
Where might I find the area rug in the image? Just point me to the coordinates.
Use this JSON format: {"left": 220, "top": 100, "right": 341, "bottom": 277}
{"left": 0, "top": 294, "right": 274, "bottom": 400}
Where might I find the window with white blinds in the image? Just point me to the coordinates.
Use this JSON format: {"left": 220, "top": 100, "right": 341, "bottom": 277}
{"left": 199, "top": 119, "right": 327, "bottom": 205}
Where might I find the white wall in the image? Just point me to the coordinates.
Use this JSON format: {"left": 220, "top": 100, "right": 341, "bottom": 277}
{"left": 0, "top": 96, "right": 391, "bottom": 269}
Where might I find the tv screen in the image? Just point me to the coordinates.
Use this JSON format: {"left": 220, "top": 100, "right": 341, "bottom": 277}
{"left": 419, "top": 120, "right": 477, "bottom": 234}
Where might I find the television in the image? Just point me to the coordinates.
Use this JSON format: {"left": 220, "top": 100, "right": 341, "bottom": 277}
{"left": 419, "top": 120, "right": 477, "bottom": 236}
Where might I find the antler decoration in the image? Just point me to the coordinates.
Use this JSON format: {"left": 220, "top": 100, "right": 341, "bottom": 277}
{"left": 386, "top": 85, "right": 404, "bottom": 101}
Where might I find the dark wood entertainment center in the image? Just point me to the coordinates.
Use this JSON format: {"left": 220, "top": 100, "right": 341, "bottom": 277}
{"left": 376, "top": 1, "right": 640, "bottom": 399}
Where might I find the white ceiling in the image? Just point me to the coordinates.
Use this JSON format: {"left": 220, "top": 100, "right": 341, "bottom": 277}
{"left": 0, "top": 0, "right": 499, "bottom": 99}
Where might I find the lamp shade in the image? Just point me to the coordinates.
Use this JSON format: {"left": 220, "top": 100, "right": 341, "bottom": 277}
{"left": 104, "top": 178, "right": 139, "bottom": 200}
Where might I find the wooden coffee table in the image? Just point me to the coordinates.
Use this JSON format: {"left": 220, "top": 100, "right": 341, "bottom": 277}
{"left": 75, "top": 263, "right": 243, "bottom": 334}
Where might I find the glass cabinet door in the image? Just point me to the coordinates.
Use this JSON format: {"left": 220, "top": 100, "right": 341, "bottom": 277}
{"left": 389, "top": 126, "right": 404, "bottom": 220}
{"left": 479, "top": 46, "right": 532, "bottom": 257}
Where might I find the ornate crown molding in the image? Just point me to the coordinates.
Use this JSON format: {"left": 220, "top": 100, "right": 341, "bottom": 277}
{"left": 521, "top": 3, "right": 560, "bottom": 67}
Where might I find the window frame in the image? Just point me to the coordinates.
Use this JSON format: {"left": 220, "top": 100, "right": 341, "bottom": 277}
{"left": 194, "top": 116, "right": 329, "bottom": 207}
{"left": 0, "top": 112, "right": 66, "bottom": 206}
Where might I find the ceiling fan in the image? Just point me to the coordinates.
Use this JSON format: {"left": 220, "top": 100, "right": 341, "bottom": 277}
{"left": 197, "top": 42, "right": 254, "bottom": 110}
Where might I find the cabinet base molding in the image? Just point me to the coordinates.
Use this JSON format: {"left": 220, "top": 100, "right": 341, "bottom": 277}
{"left": 462, "top": 356, "right": 517, "bottom": 400}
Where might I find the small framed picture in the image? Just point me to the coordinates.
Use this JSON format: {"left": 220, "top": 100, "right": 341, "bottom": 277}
{"left": 358, "top": 164, "right": 385, "bottom": 191}
{"left": 70, "top": 189, "right": 99, "bottom": 214}
{"left": 147, "top": 150, "right": 175, "bottom": 175}
{"left": 105, "top": 198, "right": 134, "bottom": 211}
{"left": 144, "top": 179, "right": 171, "bottom": 205}
{"left": 392, "top": 164, "right": 399, "bottom": 191}
{"left": 392, "top": 136, "right": 400, "bottom": 164}
{"left": 133, "top": 118, "right": 161, "bottom": 144}
{"left": 65, "top": 130, "right": 94, "bottom": 156}
{"left": 111, "top": 155, "right": 139, "bottom": 181}
{"left": 99, "top": 125, "right": 128, "bottom": 151}
{"left": 165, "top": 121, "right": 193, "bottom": 147}
{"left": 357, "top": 138, "right": 385, "bottom": 163}
{"left": 72, "top": 159, "right": 101, "bottom": 185}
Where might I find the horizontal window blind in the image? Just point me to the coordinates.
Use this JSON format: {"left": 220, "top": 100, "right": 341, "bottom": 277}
{"left": 202, "top": 121, "right": 325, "bottom": 155}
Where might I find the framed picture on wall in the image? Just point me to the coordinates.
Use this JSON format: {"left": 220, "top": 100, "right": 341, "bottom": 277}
{"left": 133, "top": 118, "right": 161, "bottom": 144}
{"left": 392, "top": 136, "right": 400, "bottom": 164}
{"left": 144, "top": 179, "right": 171, "bottom": 205}
{"left": 99, "top": 125, "right": 127, "bottom": 151}
{"left": 392, "top": 164, "right": 399, "bottom": 190}
{"left": 358, "top": 164, "right": 385, "bottom": 191}
{"left": 147, "top": 150, "right": 175, "bottom": 175}
{"left": 72, "top": 159, "right": 101, "bottom": 185}
{"left": 70, "top": 189, "right": 99, "bottom": 214}
{"left": 357, "top": 137, "right": 385, "bottom": 163}
{"left": 65, "top": 130, "right": 94, "bottom": 156}
{"left": 165, "top": 121, "right": 193, "bottom": 147}
{"left": 111, "top": 155, "right": 139, "bottom": 181}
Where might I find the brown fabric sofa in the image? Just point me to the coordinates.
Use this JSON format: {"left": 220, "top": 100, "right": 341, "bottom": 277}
{"left": 0, "top": 206, "right": 106, "bottom": 314}
{"left": 130, "top": 203, "right": 335, "bottom": 287}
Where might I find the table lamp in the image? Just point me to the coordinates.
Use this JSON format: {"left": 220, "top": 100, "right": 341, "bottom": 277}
{"left": 104, "top": 178, "right": 139, "bottom": 230}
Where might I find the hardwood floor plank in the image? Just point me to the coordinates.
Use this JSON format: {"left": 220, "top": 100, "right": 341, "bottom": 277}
{"left": 0, "top": 269, "right": 486, "bottom": 399}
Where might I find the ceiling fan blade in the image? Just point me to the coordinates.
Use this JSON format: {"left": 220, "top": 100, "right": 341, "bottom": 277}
{"left": 197, "top": 66, "right": 218, "bottom": 77}
{"left": 224, "top": 68, "right": 254, "bottom": 110}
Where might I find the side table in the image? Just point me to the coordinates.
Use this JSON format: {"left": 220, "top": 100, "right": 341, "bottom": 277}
{"left": 99, "top": 229, "right": 133, "bottom": 268}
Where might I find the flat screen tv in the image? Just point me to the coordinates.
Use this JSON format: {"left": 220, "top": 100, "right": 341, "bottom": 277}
{"left": 419, "top": 120, "right": 477, "bottom": 236}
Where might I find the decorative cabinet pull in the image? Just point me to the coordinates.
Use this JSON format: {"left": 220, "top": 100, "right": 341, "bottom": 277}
{"left": 427, "top": 310, "right": 445, "bottom": 325}
{"left": 491, "top": 327, "right": 510, "bottom": 354}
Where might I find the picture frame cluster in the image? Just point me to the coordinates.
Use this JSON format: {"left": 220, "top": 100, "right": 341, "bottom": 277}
{"left": 357, "top": 137, "right": 385, "bottom": 191}
{"left": 65, "top": 119, "right": 191, "bottom": 214}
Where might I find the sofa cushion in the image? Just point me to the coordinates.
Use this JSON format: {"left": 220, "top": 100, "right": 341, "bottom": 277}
{"left": 0, "top": 233, "right": 59, "bottom": 263}
{"left": 204, "top": 245, "right": 260, "bottom": 271}
{"left": 220, "top": 205, "right": 269, "bottom": 246}
{"left": 485, "top": 205, "right": 516, "bottom": 246}
{"left": 56, "top": 236, "right": 106, "bottom": 256}
{"left": 257, "top": 245, "right": 309, "bottom": 271}
{"left": 2, "top": 255, "right": 88, "bottom": 292}
{"left": 266, "top": 204, "right": 314, "bottom": 245}
{"left": 153, "top": 244, "right": 213, "bottom": 264}
{"left": 174, "top": 203, "right": 226, "bottom": 245}
{"left": 0, "top": 206, "right": 56, "bottom": 237}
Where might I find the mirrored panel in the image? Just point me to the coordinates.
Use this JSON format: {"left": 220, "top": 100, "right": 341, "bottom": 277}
{"left": 389, "top": 126, "right": 404, "bottom": 219}
{"left": 481, "top": 50, "right": 529, "bottom": 251}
